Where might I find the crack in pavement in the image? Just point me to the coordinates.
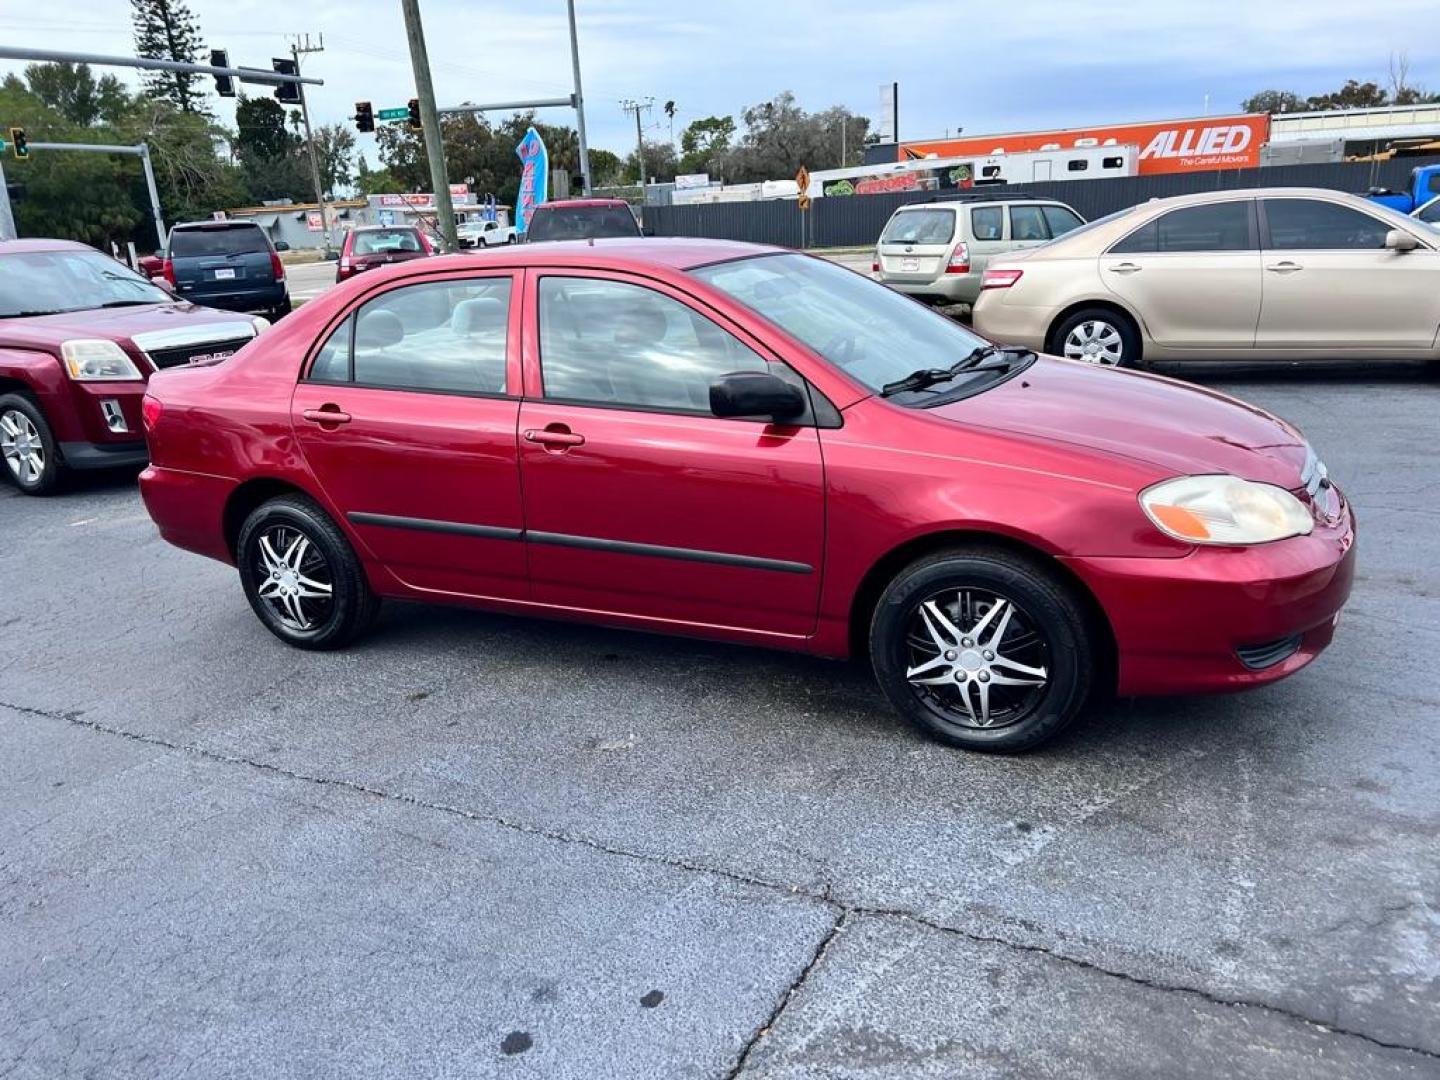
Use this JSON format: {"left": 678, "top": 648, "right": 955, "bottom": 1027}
{"left": 5, "top": 699, "right": 1439, "bottom": 1069}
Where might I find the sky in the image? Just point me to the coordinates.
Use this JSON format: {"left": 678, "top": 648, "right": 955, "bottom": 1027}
{"left": 2, "top": 0, "right": 1438, "bottom": 165}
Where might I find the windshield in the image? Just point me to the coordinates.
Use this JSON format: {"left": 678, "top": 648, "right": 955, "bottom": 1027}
{"left": 692, "top": 253, "right": 993, "bottom": 394}
{"left": 527, "top": 205, "right": 640, "bottom": 242}
{"left": 354, "top": 229, "right": 424, "bottom": 255}
{"left": 880, "top": 208, "right": 955, "bottom": 245}
{"left": 0, "top": 249, "right": 171, "bottom": 318}
{"left": 168, "top": 225, "right": 271, "bottom": 258}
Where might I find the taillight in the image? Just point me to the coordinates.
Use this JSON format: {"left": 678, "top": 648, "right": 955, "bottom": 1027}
{"left": 945, "top": 243, "right": 971, "bottom": 274}
{"left": 871, "top": 259, "right": 880, "bottom": 273}
{"left": 981, "top": 269, "right": 1024, "bottom": 290}
{"left": 270, "top": 251, "right": 285, "bottom": 281}
{"left": 141, "top": 394, "right": 164, "bottom": 432}
{"left": 161, "top": 258, "right": 176, "bottom": 286}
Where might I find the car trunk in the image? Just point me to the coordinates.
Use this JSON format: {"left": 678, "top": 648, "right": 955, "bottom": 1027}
{"left": 876, "top": 207, "right": 957, "bottom": 283}
{"left": 347, "top": 249, "right": 428, "bottom": 273}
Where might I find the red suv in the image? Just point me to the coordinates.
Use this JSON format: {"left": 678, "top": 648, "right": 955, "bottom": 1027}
{"left": 0, "top": 239, "right": 262, "bottom": 494}
{"left": 138, "top": 239, "right": 1354, "bottom": 752}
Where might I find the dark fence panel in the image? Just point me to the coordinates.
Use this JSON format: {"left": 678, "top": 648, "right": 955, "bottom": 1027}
{"left": 646, "top": 156, "right": 1440, "bottom": 248}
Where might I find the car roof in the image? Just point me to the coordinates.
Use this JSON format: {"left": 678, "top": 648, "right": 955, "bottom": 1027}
{"left": 171, "top": 220, "right": 263, "bottom": 230}
{"left": 352, "top": 224, "right": 421, "bottom": 231}
{"left": 0, "top": 238, "right": 96, "bottom": 256}
{"left": 432, "top": 236, "right": 780, "bottom": 271}
{"left": 533, "top": 198, "right": 630, "bottom": 209}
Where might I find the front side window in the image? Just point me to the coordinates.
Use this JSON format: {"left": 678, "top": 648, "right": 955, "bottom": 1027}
{"left": 1009, "top": 205, "right": 1050, "bottom": 241}
{"left": 1264, "top": 199, "right": 1390, "bottom": 250}
{"left": 538, "top": 277, "right": 770, "bottom": 413}
{"left": 970, "top": 206, "right": 1003, "bottom": 241}
{"left": 307, "top": 277, "right": 511, "bottom": 394}
{"left": 881, "top": 208, "right": 955, "bottom": 245}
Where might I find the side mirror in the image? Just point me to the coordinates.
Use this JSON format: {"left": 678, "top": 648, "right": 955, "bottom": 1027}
{"left": 274, "top": 240, "right": 291, "bottom": 252}
{"left": 709, "top": 371, "right": 807, "bottom": 421}
{"left": 641, "top": 225, "right": 656, "bottom": 237}
{"left": 1384, "top": 229, "right": 1419, "bottom": 252}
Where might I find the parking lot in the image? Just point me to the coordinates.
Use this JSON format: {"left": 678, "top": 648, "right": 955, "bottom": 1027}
{"left": 2, "top": 362, "right": 1438, "bottom": 1078}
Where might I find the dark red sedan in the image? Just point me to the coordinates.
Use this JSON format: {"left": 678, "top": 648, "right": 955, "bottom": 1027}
{"left": 139, "top": 239, "right": 1355, "bottom": 751}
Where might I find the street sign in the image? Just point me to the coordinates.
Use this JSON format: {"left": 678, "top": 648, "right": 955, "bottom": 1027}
{"left": 377, "top": 107, "right": 410, "bottom": 121}
{"left": 795, "top": 166, "right": 810, "bottom": 192}
{"left": 797, "top": 193, "right": 812, "bottom": 212}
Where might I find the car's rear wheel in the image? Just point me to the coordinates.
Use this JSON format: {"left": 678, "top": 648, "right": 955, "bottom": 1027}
{"left": 869, "top": 547, "right": 1094, "bottom": 752}
{"left": 237, "top": 495, "right": 379, "bottom": 650}
{"left": 269, "top": 296, "right": 293, "bottom": 321}
{"left": 0, "top": 393, "right": 62, "bottom": 495}
{"left": 1051, "top": 308, "right": 1140, "bottom": 368}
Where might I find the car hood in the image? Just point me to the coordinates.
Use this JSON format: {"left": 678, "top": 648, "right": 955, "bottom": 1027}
{"left": 0, "top": 302, "right": 254, "bottom": 350}
{"left": 929, "top": 356, "right": 1309, "bottom": 488}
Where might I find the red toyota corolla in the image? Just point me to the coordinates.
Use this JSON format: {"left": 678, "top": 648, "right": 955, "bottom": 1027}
{"left": 138, "top": 239, "right": 1355, "bottom": 751}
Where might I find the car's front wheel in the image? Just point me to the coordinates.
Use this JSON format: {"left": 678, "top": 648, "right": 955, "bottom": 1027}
{"left": 0, "top": 393, "right": 62, "bottom": 495}
{"left": 1051, "top": 308, "right": 1140, "bottom": 368}
{"left": 869, "top": 547, "right": 1094, "bottom": 752}
{"left": 237, "top": 494, "right": 379, "bottom": 650}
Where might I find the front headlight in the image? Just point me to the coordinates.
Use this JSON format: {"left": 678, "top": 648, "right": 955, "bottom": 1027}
{"left": 60, "top": 339, "right": 144, "bottom": 381}
{"left": 250, "top": 315, "right": 271, "bottom": 335}
{"left": 1141, "top": 475, "right": 1313, "bottom": 545}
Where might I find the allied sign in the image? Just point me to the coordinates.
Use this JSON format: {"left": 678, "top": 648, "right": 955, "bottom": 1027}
{"left": 515, "top": 126, "right": 549, "bottom": 235}
{"left": 897, "top": 114, "right": 1270, "bottom": 176}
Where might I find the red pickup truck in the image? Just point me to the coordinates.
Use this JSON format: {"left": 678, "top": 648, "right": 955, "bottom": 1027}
{"left": 0, "top": 238, "right": 262, "bottom": 494}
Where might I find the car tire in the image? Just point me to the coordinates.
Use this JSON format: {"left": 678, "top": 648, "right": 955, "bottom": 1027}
{"left": 237, "top": 494, "right": 379, "bottom": 650}
{"left": 0, "top": 393, "right": 63, "bottom": 495}
{"left": 270, "top": 295, "right": 293, "bottom": 321}
{"left": 869, "top": 546, "right": 1094, "bottom": 753}
{"left": 1050, "top": 308, "right": 1141, "bottom": 369}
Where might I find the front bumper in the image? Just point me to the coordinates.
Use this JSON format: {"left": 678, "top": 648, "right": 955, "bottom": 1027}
{"left": 59, "top": 440, "right": 148, "bottom": 470}
{"left": 1064, "top": 493, "right": 1356, "bottom": 696}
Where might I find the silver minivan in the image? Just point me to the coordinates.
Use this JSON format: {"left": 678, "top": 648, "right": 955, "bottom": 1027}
{"left": 875, "top": 193, "right": 1084, "bottom": 306}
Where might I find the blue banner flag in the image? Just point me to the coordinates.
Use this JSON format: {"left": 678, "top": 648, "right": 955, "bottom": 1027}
{"left": 515, "top": 127, "right": 549, "bottom": 234}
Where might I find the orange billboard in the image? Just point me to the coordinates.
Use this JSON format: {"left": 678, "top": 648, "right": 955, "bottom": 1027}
{"left": 899, "top": 114, "right": 1271, "bottom": 175}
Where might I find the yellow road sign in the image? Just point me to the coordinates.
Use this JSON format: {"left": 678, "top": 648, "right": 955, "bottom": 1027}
{"left": 797, "top": 194, "right": 812, "bottom": 212}
{"left": 795, "top": 166, "right": 810, "bottom": 191}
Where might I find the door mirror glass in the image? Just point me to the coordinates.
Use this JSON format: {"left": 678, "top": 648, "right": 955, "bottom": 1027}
{"left": 1384, "top": 229, "right": 1419, "bottom": 252}
{"left": 274, "top": 240, "right": 291, "bottom": 252}
{"left": 709, "top": 371, "right": 806, "bottom": 420}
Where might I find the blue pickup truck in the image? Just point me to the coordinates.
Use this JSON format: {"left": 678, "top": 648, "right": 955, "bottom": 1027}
{"left": 1366, "top": 164, "right": 1440, "bottom": 214}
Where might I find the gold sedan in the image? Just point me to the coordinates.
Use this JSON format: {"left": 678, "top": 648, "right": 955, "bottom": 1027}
{"left": 972, "top": 187, "right": 1439, "bottom": 367}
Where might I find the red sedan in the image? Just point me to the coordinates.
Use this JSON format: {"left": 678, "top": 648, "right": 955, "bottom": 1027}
{"left": 138, "top": 239, "right": 1355, "bottom": 751}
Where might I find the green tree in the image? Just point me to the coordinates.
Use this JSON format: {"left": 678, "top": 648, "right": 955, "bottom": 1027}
{"left": 722, "top": 92, "right": 869, "bottom": 183}
{"left": 354, "top": 156, "right": 403, "bottom": 196}
{"left": 678, "top": 115, "right": 735, "bottom": 175}
{"left": 232, "top": 97, "right": 309, "bottom": 203}
{"left": 313, "top": 124, "right": 357, "bottom": 195}
{"left": 623, "top": 140, "right": 677, "bottom": 184}
{"left": 587, "top": 148, "right": 623, "bottom": 186}
{"left": 1306, "top": 79, "right": 1389, "bottom": 110}
{"left": 130, "top": 0, "right": 207, "bottom": 114}
{"left": 1240, "top": 89, "right": 1306, "bottom": 115}
{"left": 23, "top": 62, "right": 131, "bottom": 126}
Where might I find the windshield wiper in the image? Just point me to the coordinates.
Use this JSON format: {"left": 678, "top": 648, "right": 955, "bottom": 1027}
{"left": 880, "top": 345, "right": 1036, "bottom": 397}
{"left": 99, "top": 300, "right": 159, "bottom": 308}
{"left": 1, "top": 310, "right": 67, "bottom": 318}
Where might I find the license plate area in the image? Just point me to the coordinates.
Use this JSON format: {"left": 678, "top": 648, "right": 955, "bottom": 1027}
{"left": 900, "top": 258, "right": 920, "bottom": 272}
{"left": 213, "top": 267, "right": 237, "bottom": 280}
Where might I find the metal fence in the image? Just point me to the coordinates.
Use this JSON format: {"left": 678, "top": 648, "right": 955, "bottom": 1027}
{"left": 646, "top": 156, "right": 1440, "bottom": 249}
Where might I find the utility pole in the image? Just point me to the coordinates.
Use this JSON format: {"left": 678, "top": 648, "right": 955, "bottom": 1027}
{"left": 620, "top": 97, "right": 651, "bottom": 186}
{"left": 400, "top": 0, "right": 457, "bottom": 251}
{"left": 289, "top": 34, "right": 333, "bottom": 257}
{"left": 566, "top": 0, "right": 592, "bottom": 195}
{"left": 0, "top": 156, "right": 16, "bottom": 241}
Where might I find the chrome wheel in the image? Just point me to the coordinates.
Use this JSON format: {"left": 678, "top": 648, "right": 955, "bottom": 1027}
{"left": 1063, "top": 319, "right": 1124, "bottom": 365}
{"left": 0, "top": 408, "right": 45, "bottom": 485}
{"left": 254, "top": 524, "right": 334, "bottom": 632}
{"left": 904, "top": 588, "right": 1051, "bottom": 730}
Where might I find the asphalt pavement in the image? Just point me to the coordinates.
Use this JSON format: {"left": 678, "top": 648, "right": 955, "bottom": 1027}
{"left": 2, "top": 362, "right": 1438, "bottom": 1078}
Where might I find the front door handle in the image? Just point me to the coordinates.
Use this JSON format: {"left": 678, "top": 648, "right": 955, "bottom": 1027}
{"left": 1107, "top": 262, "right": 1142, "bottom": 274}
{"left": 303, "top": 406, "right": 351, "bottom": 425}
{"left": 524, "top": 425, "right": 586, "bottom": 450}
{"left": 1266, "top": 261, "right": 1303, "bottom": 274}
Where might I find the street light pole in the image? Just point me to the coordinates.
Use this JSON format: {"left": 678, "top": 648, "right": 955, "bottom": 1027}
{"left": 400, "top": 0, "right": 458, "bottom": 252}
{"left": 0, "top": 157, "right": 16, "bottom": 241}
{"left": 566, "top": 0, "right": 592, "bottom": 195}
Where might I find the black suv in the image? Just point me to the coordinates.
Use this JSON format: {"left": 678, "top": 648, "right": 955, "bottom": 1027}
{"left": 163, "top": 221, "right": 291, "bottom": 321}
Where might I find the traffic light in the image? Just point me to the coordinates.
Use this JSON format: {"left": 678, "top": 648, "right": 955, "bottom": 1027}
{"left": 407, "top": 98, "right": 422, "bottom": 131}
{"left": 211, "top": 49, "right": 235, "bottom": 97}
{"left": 354, "top": 101, "right": 374, "bottom": 134}
{"left": 272, "top": 57, "right": 301, "bottom": 104}
{"left": 9, "top": 128, "right": 27, "bottom": 160}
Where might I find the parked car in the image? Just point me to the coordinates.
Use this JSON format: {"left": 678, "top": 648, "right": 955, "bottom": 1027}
{"left": 874, "top": 192, "right": 1084, "bottom": 306}
{"left": 1412, "top": 194, "right": 1440, "bottom": 230}
{"left": 523, "top": 198, "right": 643, "bottom": 242}
{"left": 0, "top": 238, "right": 262, "bottom": 494}
{"left": 458, "top": 220, "right": 517, "bottom": 248}
{"left": 138, "top": 238, "right": 1353, "bottom": 752}
{"left": 163, "top": 221, "right": 291, "bottom": 322}
{"left": 973, "top": 187, "right": 1438, "bottom": 367}
{"left": 1364, "top": 164, "right": 1440, "bottom": 214}
{"left": 137, "top": 251, "right": 165, "bottom": 281}
{"left": 336, "top": 225, "right": 434, "bottom": 284}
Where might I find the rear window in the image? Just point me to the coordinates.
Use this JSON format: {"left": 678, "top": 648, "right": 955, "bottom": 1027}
{"left": 880, "top": 208, "right": 956, "bottom": 245}
{"left": 168, "top": 225, "right": 271, "bottom": 258}
{"left": 353, "top": 229, "right": 425, "bottom": 255}
{"left": 526, "top": 205, "right": 640, "bottom": 242}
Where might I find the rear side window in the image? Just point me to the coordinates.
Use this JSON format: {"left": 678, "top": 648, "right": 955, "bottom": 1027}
{"left": 526, "top": 205, "right": 640, "bottom": 241}
{"left": 1009, "top": 205, "right": 1050, "bottom": 241}
{"left": 1112, "top": 202, "right": 1252, "bottom": 253}
{"left": 970, "top": 206, "right": 1003, "bottom": 241}
{"left": 353, "top": 229, "right": 424, "bottom": 255}
{"left": 1041, "top": 206, "right": 1084, "bottom": 237}
{"left": 881, "top": 208, "right": 955, "bottom": 245}
{"left": 168, "top": 225, "right": 270, "bottom": 257}
{"left": 1264, "top": 199, "right": 1390, "bottom": 250}
{"left": 307, "top": 277, "right": 513, "bottom": 394}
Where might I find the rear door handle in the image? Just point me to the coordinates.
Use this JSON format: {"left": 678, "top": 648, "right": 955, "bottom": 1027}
{"left": 524, "top": 427, "right": 586, "bottom": 448}
{"left": 1107, "top": 262, "right": 1142, "bottom": 274}
{"left": 1266, "top": 261, "right": 1303, "bottom": 274}
{"left": 303, "top": 407, "right": 352, "bottom": 425}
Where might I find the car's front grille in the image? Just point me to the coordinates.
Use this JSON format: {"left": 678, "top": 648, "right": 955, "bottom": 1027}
{"left": 1236, "top": 634, "right": 1303, "bottom": 671}
{"left": 146, "top": 337, "right": 253, "bottom": 370}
